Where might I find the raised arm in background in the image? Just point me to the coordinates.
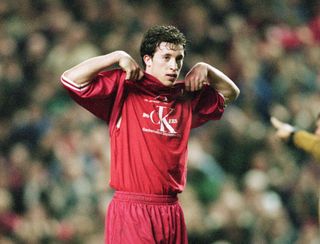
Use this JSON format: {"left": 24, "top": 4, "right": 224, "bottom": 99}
{"left": 271, "top": 116, "right": 320, "bottom": 162}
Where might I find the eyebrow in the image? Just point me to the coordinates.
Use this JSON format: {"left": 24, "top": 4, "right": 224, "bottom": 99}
{"left": 161, "top": 53, "right": 184, "bottom": 59}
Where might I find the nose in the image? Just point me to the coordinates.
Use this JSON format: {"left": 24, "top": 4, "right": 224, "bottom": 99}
{"left": 169, "top": 59, "right": 178, "bottom": 71}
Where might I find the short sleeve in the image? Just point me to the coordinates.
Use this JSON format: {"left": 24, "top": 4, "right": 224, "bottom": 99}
{"left": 191, "top": 85, "right": 225, "bottom": 128}
{"left": 293, "top": 130, "right": 320, "bottom": 162}
{"left": 60, "top": 69, "right": 125, "bottom": 122}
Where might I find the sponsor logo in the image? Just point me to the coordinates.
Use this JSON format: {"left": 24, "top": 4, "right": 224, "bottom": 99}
{"left": 143, "top": 105, "right": 179, "bottom": 136}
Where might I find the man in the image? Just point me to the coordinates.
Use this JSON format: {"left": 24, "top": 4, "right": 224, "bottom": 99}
{"left": 271, "top": 115, "right": 320, "bottom": 161}
{"left": 61, "top": 25, "right": 240, "bottom": 244}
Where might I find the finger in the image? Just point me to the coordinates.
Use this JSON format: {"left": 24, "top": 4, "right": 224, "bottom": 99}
{"left": 276, "top": 130, "right": 288, "bottom": 140}
{"left": 133, "top": 69, "right": 141, "bottom": 80}
{"left": 188, "top": 78, "right": 196, "bottom": 91}
{"left": 190, "top": 80, "right": 195, "bottom": 91}
{"left": 197, "top": 80, "right": 204, "bottom": 90}
{"left": 125, "top": 71, "right": 131, "bottom": 80}
{"left": 131, "top": 69, "right": 138, "bottom": 80}
{"left": 138, "top": 70, "right": 144, "bottom": 80}
{"left": 270, "top": 117, "right": 282, "bottom": 129}
{"left": 194, "top": 80, "right": 199, "bottom": 91}
{"left": 185, "top": 79, "right": 191, "bottom": 91}
{"left": 194, "top": 81, "right": 200, "bottom": 91}
{"left": 193, "top": 79, "right": 200, "bottom": 91}
{"left": 131, "top": 65, "right": 142, "bottom": 80}
{"left": 136, "top": 68, "right": 143, "bottom": 80}
{"left": 126, "top": 67, "right": 139, "bottom": 80}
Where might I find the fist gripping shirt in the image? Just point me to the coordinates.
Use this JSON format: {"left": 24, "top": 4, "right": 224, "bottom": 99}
{"left": 61, "top": 69, "right": 224, "bottom": 195}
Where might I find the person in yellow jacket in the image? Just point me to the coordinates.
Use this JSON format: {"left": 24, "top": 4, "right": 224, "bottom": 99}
{"left": 271, "top": 114, "right": 320, "bottom": 226}
{"left": 271, "top": 115, "right": 320, "bottom": 161}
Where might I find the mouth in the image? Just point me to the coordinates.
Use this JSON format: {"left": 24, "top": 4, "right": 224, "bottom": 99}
{"left": 166, "top": 74, "right": 177, "bottom": 81}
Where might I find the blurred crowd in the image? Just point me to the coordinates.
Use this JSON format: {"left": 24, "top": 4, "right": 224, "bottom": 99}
{"left": 0, "top": 0, "right": 320, "bottom": 243}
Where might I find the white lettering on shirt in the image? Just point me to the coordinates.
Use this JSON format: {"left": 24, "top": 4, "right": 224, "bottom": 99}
{"left": 142, "top": 105, "right": 178, "bottom": 136}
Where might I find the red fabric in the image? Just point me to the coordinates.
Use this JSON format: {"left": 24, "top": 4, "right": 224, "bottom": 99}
{"left": 62, "top": 69, "right": 123, "bottom": 122}
{"left": 105, "top": 191, "right": 188, "bottom": 244}
{"left": 61, "top": 69, "right": 224, "bottom": 194}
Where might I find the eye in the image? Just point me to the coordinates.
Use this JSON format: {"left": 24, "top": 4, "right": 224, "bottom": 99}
{"left": 163, "top": 55, "right": 170, "bottom": 61}
{"left": 176, "top": 56, "right": 183, "bottom": 66}
{"left": 176, "top": 55, "right": 184, "bottom": 62}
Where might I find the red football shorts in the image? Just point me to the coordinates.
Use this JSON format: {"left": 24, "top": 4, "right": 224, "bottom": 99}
{"left": 105, "top": 191, "right": 188, "bottom": 244}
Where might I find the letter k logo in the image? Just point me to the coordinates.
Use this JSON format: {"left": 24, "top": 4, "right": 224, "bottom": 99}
{"left": 149, "top": 106, "right": 176, "bottom": 133}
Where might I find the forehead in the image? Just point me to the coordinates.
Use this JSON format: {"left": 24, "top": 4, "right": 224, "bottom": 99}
{"left": 155, "top": 42, "right": 184, "bottom": 55}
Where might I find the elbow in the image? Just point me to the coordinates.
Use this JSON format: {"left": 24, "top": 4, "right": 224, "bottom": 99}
{"left": 62, "top": 69, "right": 89, "bottom": 85}
{"left": 228, "top": 85, "right": 240, "bottom": 102}
{"left": 62, "top": 70, "right": 76, "bottom": 83}
{"left": 233, "top": 86, "right": 240, "bottom": 100}
{"left": 222, "top": 86, "right": 240, "bottom": 105}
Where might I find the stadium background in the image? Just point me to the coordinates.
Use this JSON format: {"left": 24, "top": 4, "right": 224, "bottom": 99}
{"left": 0, "top": 0, "right": 319, "bottom": 243}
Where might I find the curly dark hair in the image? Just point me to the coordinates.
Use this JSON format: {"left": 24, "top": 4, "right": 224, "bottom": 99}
{"left": 140, "top": 25, "right": 187, "bottom": 68}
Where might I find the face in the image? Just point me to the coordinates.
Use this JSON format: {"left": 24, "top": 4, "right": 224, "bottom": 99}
{"left": 144, "top": 42, "right": 184, "bottom": 86}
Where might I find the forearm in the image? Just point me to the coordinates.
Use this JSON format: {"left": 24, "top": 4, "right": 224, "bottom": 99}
{"left": 206, "top": 63, "right": 240, "bottom": 105}
{"left": 63, "top": 51, "right": 125, "bottom": 85}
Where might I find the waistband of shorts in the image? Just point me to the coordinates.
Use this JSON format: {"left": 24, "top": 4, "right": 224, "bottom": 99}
{"left": 113, "top": 191, "right": 178, "bottom": 205}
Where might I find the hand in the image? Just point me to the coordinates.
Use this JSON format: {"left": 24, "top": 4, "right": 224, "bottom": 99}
{"left": 270, "top": 116, "right": 296, "bottom": 141}
{"left": 118, "top": 51, "right": 144, "bottom": 80}
{"left": 185, "top": 62, "right": 210, "bottom": 92}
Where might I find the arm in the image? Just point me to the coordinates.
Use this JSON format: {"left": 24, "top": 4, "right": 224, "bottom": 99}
{"left": 271, "top": 117, "right": 320, "bottom": 162}
{"left": 63, "top": 50, "right": 144, "bottom": 85}
{"left": 60, "top": 51, "right": 143, "bottom": 122}
{"left": 270, "top": 117, "right": 296, "bottom": 141}
{"left": 293, "top": 131, "right": 320, "bottom": 162}
{"left": 185, "top": 62, "right": 240, "bottom": 105}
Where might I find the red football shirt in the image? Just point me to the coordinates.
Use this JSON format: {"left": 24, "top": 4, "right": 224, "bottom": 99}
{"left": 61, "top": 69, "right": 224, "bottom": 194}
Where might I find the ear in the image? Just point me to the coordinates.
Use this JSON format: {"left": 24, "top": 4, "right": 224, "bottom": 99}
{"left": 143, "top": 55, "right": 152, "bottom": 67}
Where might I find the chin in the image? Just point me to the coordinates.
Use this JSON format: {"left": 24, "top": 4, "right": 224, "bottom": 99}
{"left": 159, "top": 79, "right": 174, "bottom": 87}
{"left": 165, "top": 81, "right": 175, "bottom": 87}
